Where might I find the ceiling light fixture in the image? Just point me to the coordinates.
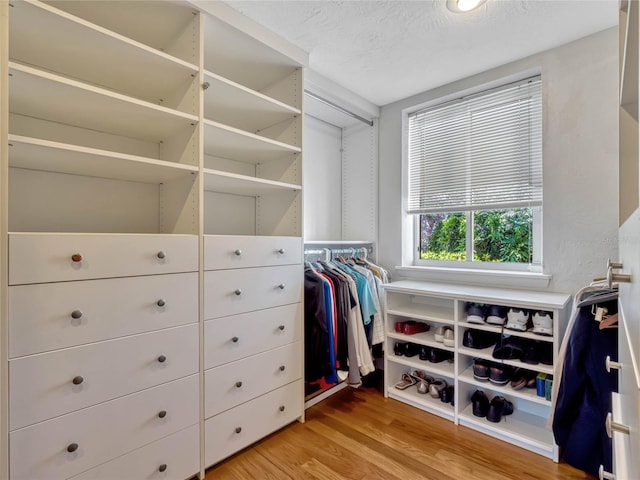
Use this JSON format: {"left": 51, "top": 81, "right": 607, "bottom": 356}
{"left": 446, "top": 0, "right": 487, "bottom": 13}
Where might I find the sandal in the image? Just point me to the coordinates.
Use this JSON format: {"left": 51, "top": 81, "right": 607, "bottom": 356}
{"left": 394, "top": 373, "right": 417, "bottom": 390}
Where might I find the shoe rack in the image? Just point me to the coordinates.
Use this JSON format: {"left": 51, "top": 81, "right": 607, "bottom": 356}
{"left": 383, "top": 280, "right": 571, "bottom": 461}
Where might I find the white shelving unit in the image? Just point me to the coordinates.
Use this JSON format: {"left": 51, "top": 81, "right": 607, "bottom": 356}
{"left": 0, "top": 1, "right": 307, "bottom": 479}
{"left": 383, "top": 280, "right": 571, "bottom": 461}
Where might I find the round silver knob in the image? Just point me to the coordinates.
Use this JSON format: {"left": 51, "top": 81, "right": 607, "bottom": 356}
{"left": 72, "top": 376, "right": 84, "bottom": 385}
{"left": 278, "top": 284, "right": 285, "bottom": 290}
{"left": 202, "top": 81, "right": 210, "bottom": 90}
{"left": 157, "top": 299, "right": 166, "bottom": 307}
{"left": 71, "top": 310, "right": 83, "bottom": 319}
{"left": 67, "top": 443, "right": 79, "bottom": 453}
{"left": 232, "top": 336, "right": 239, "bottom": 343}
{"left": 605, "top": 355, "right": 622, "bottom": 373}
{"left": 235, "top": 381, "right": 242, "bottom": 388}
{"left": 234, "top": 289, "right": 242, "bottom": 296}
{"left": 235, "top": 427, "right": 242, "bottom": 434}
{"left": 234, "top": 249, "right": 242, "bottom": 256}
{"left": 158, "top": 355, "right": 167, "bottom": 363}
{"left": 156, "top": 251, "right": 166, "bottom": 259}
{"left": 159, "top": 464, "right": 167, "bottom": 473}
{"left": 158, "top": 410, "right": 167, "bottom": 419}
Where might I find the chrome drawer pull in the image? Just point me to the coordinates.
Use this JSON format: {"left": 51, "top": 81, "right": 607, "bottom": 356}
{"left": 158, "top": 355, "right": 167, "bottom": 363}
{"left": 605, "top": 355, "right": 621, "bottom": 372}
{"left": 234, "top": 249, "right": 242, "bottom": 256}
{"left": 156, "top": 299, "right": 166, "bottom": 307}
{"left": 232, "top": 336, "right": 239, "bottom": 343}
{"left": 278, "top": 325, "right": 285, "bottom": 331}
{"left": 279, "top": 405, "right": 285, "bottom": 412}
{"left": 67, "top": 443, "right": 79, "bottom": 453}
{"left": 158, "top": 410, "right": 167, "bottom": 419}
{"left": 71, "top": 310, "right": 83, "bottom": 319}
{"left": 278, "top": 284, "right": 285, "bottom": 290}
{"left": 279, "top": 365, "right": 286, "bottom": 372}
{"left": 599, "top": 465, "right": 615, "bottom": 480}
{"left": 158, "top": 464, "right": 168, "bottom": 473}
{"left": 235, "top": 427, "right": 242, "bottom": 434}
{"left": 606, "top": 412, "right": 630, "bottom": 438}
{"left": 72, "top": 376, "right": 84, "bottom": 385}
{"left": 277, "top": 248, "right": 285, "bottom": 254}
{"left": 71, "top": 253, "right": 82, "bottom": 263}
{"left": 156, "top": 251, "right": 166, "bottom": 259}
{"left": 234, "top": 289, "right": 242, "bottom": 296}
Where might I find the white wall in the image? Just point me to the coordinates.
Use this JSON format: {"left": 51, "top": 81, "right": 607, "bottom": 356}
{"left": 378, "top": 28, "right": 619, "bottom": 294}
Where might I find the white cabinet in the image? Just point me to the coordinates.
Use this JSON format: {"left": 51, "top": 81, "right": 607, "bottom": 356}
{"left": 383, "top": 280, "right": 571, "bottom": 461}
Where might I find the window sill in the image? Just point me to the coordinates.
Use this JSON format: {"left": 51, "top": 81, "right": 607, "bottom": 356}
{"left": 395, "top": 265, "right": 552, "bottom": 290}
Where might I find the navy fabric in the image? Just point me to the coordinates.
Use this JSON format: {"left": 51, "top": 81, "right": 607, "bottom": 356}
{"left": 552, "top": 300, "right": 618, "bottom": 477}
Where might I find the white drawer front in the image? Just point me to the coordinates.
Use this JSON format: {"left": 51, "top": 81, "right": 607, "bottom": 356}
{"left": 205, "top": 342, "right": 302, "bottom": 418}
{"left": 9, "top": 233, "right": 198, "bottom": 285}
{"left": 204, "top": 235, "right": 302, "bottom": 270}
{"left": 204, "top": 303, "right": 301, "bottom": 369}
{"left": 69, "top": 425, "right": 199, "bottom": 480}
{"left": 10, "top": 324, "right": 198, "bottom": 430}
{"left": 9, "top": 272, "right": 198, "bottom": 358}
{"left": 204, "top": 380, "right": 302, "bottom": 467}
{"left": 10, "top": 374, "right": 199, "bottom": 480}
{"left": 204, "top": 265, "right": 302, "bottom": 319}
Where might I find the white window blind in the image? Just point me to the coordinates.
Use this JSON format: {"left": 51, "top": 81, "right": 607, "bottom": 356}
{"left": 408, "top": 76, "right": 542, "bottom": 214}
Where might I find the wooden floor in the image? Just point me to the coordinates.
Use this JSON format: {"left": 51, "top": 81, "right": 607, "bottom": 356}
{"left": 205, "top": 386, "right": 595, "bottom": 480}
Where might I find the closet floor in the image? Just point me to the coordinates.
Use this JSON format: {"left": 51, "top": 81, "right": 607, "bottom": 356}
{"left": 204, "top": 386, "right": 594, "bottom": 480}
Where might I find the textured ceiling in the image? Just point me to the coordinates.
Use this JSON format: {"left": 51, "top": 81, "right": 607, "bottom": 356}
{"left": 224, "top": 0, "right": 618, "bottom": 106}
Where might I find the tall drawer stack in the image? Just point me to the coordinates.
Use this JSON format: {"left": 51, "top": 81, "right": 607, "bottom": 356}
{"left": 8, "top": 233, "right": 200, "bottom": 480}
{"left": 203, "top": 235, "right": 304, "bottom": 467}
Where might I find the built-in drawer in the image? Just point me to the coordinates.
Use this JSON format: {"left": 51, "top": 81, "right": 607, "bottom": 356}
{"left": 9, "top": 272, "right": 198, "bottom": 358}
{"left": 204, "top": 235, "right": 302, "bottom": 270}
{"left": 204, "top": 342, "right": 302, "bottom": 418}
{"left": 204, "top": 303, "right": 301, "bottom": 369}
{"left": 10, "top": 324, "right": 198, "bottom": 430}
{"left": 204, "top": 380, "right": 302, "bottom": 467}
{"left": 68, "top": 424, "right": 199, "bottom": 480}
{"left": 9, "top": 233, "right": 198, "bottom": 285}
{"left": 204, "top": 264, "right": 302, "bottom": 319}
{"left": 10, "top": 374, "right": 198, "bottom": 480}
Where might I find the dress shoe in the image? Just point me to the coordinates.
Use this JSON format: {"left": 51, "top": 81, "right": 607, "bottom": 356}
{"left": 394, "top": 342, "right": 406, "bottom": 356}
{"left": 473, "top": 359, "right": 490, "bottom": 381}
{"left": 404, "top": 342, "right": 420, "bottom": 357}
{"left": 486, "top": 396, "right": 514, "bottom": 423}
{"left": 489, "top": 364, "right": 510, "bottom": 385}
{"left": 440, "top": 385, "right": 454, "bottom": 404}
{"left": 419, "top": 345, "right": 431, "bottom": 361}
{"left": 463, "top": 329, "right": 500, "bottom": 349}
{"left": 471, "top": 390, "right": 489, "bottom": 417}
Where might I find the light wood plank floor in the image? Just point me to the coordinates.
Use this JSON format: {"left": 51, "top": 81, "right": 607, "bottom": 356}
{"left": 205, "top": 386, "right": 595, "bottom": 480}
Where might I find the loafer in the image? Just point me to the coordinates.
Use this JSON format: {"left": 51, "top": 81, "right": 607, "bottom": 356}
{"left": 492, "top": 337, "right": 525, "bottom": 361}
{"left": 466, "top": 303, "right": 486, "bottom": 324}
{"left": 419, "top": 345, "right": 431, "bottom": 361}
{"left": 471, "top": 390, "right": 489, "bottom": 417}
{"left": 429, "top": 378, "right": 447, "bottom": 398}
{"left": 440, "top": 385, "right": 454, "bottom": 404}
{"left": 394, "top": 342, "right": 406, "bottom": 356}
{"left": 463, "top": 329, "right": 500, "bottom": 349}
{"left": 539, "top": 342, "right": 553, "bottom": 365}
{"left": 404, "top": 342, "right": 420, "bottom": 357}
{"left": 402, "top": 321, "right": 430, "bottom": 335}
{"left": 486, "top": 396, "right": 514, "bottom": 423}
{"left": 429, "top": 348, "right": 449, "bottom": 363}
{"left": 486, "top": 305, "right": 508, "bottom": 326}
{"left": 435, "top": 326, "right": 452, "bottom": 343}
{"left": 443, "top": 328, "right": 455, "bottom": 347}
{"left": 510, "top": 368, "right": 532, "bottom": 390}
{"left": 395, "top": 321, "right": 407, "bottom": 333}
{"left": 489, "top": 364, "right": 511, "bottom": 385}
{"left": 522, "top": 341, "right": 540, "bottom": 365}
{"left": 473, "top": 358, "right": 490, "bottom": 381}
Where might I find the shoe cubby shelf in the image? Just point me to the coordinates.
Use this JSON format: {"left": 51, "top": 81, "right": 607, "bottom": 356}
{"left": 457, "top": 346, "right": 554, "bottom": 376}
{"left": 457, "top": 321, "right": 554, "bottom": 344}
{"left": 382, "top": 280, "right": 571, "bottom": 462}
{"left": 388, "top": 388, "right": 455, "bottom": 421}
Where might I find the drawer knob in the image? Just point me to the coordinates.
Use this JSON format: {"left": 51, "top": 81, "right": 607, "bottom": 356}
{"left": 278, "top": 325, "right": 285, "bottom": 331}
{"left": 605, "top": 355, "right": 622, "bottom": 373}
{"left": 235, "top": 381, "right": 242, "bottom": 388}
{"left": 71, "top": 310, "right": 83, "bottom": 320}
{"left": 67, "top": 443, "right": 79, "bottom": 453}
{"left": 235, "top": 427, "right": 242, "bottom": 434}
{"left": 234, "top": 249, "right": 242, "bottom": 256}
{"left": 156, "top": 251, "right": 166, "bottom": 259}
{"left": 599, "top": 465, "right": 616, "bottom": 480}
{"left": 158, "top": 355, "right": 167, "bottom": 363}
{"left": 279, "top": 405, "right": 285, "bottom": 412}
{"left": 72, "top": 376, "right": 84, "bottom": 385}
{"left": 158, "top": 464, "right": 168, "bottom": 473}
{"left": 71, "top": 253, "right": 82, "bottom": 263}
{"left": 232, "top": 336, "right": 239, "bottom": 343}
{"left": 277, "top": 248, "right": 285, "bottom": 254}
{"left": 158, "top": 410, "right": 167, "bottom": 419}
{"left": 234, "top": 289, "right": 242, "bottom": 296}
{"left": 605, "top": 412, "right": 630, "bottom": 438}
{"left": 157, "top": 299, "right": 166, "bottom": 307}
{"left": 279, "top": 365, "right": 286, "bottom": 372}
{"left": 278, "top": 283, "right": 285, "bottom": 290}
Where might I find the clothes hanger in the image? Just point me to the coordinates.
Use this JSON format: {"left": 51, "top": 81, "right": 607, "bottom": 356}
{"left": 575, "top": 287, "right": 618, "bottom": 308}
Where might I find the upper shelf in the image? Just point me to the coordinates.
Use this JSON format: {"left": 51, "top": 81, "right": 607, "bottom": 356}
{"left": 8, "top": 135, "right": 198, "bottom": 184}
{"left": 203, "top": 120, "right": 300, "bottom": 164}
{"left": 204, "top": 71, "right": 300, "bottom": 134}
{"left": 9, "top": 63, "right": 199, "bottom": 143}
{"left": 10, "top": 1, "right": 198, "bottom": 110}
{"left": 203, "top": 168, "right": 301, "bottom": 196}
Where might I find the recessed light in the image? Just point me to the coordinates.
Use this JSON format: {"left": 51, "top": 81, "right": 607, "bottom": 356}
{"left": 446, "top": 0, "right": 487, "bottom": 13}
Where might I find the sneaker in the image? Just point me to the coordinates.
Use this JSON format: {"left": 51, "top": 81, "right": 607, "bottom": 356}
{"left": 466, "top": 303, "right": 486, "bottom": 324}
{"left": 434, "top": 326, "right": 452, "bottom": 343}
{"left": 532, "top": 311, "right": 553, "bottom": 336}
{"left": 505, "top": 308, "right": 530, "bottom": 332}
{"left": 486, "top": 305, "right": 508, "bottom": 326}
{"left": 443, "top": 328, "right": 455, "bottom": 347}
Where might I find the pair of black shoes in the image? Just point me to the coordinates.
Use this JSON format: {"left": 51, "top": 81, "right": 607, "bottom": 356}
{"left": 471, "top": 390, "right": 514, "bottom": 423}
{"left": 394, "top": 342, "right": 420, "bottom": 357}
{"left": 420, "top": 346, "right": 453, "bottom": 363}
{"left": 492, "top": 337, "right": 553, "bottom": 365}
{"left": 473, "top": 359, "right": 510, "bottom": 385}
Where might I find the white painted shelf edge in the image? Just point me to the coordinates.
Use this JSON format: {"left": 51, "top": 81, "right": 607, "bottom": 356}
{"left": 203, "top": 168, "right": 301, "bottom": 195}
{"left": 457, "top": 366, "right": 551, "bottom": 406}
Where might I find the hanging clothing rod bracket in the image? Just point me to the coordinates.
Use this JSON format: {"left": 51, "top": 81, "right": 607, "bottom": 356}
{"left": 304, "top": 89, "right": 374, "bottom": 127}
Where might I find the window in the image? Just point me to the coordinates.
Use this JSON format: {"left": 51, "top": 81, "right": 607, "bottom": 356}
{"left": 407, "top": 76, "right": 542, "bottom": 268}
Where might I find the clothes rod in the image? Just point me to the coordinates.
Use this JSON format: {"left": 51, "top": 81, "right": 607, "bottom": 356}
{"left": 304, "top": 89, "right": 374, "bottom": 127}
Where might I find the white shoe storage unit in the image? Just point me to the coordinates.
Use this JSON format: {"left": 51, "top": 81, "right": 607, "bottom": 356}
{"left": 0, "top": 1, "right": 307, "bottom": 479}
{"left": 383, "top": 281, "right": 570, "bottom": 461}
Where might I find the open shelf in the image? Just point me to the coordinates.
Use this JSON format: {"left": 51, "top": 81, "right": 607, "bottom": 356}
{"left": 458, "top": 345, "right": 554, "bottom": 375}
{"left": 204, "top": 120, "right": 300, "bottom": 164}
{"left": 458, "top": 366, "right": 551, "bottom": 406}
{"left": 203, "top": 169, "right": 301, "bottom": 196}
{"left": 204, "top": 71, "right": 300, "bottom": 134}
{"left": 9, "top": 63, "right": 198, "bottom": 142}
{"left": 10, "top": 1, "right": 198, "bottom": 109}
{"left": 387, "top": 387, "right": 454, "bottom": 421}
{"left": 387, "top": 330, "right": 455, "bottom": 353}
{"left": 8, "top": 135, "right": 198, "bottom": 184}
{"left": 387, "top": 355, "right": 455, "bottom": 379}
{"left": 457, "top": 321, "right": 554, "bottom": 343}
{"left": 387, "top": 302, "right": 454, "bottom": 324}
